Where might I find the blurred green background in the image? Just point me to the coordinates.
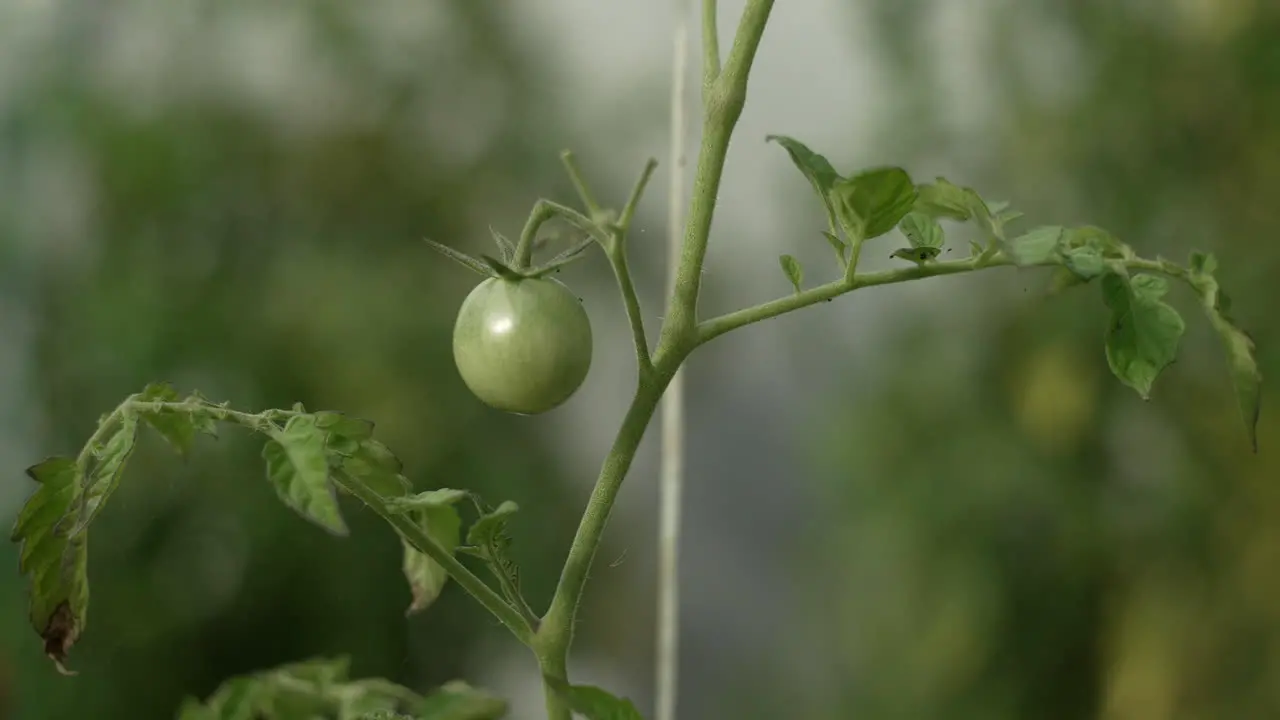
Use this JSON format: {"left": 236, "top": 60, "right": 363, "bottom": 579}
{"left": 1, "top": 1, "right": 1277, "bottom": 719}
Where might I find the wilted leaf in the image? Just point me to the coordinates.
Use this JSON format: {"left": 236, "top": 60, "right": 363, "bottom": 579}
{"left": 11, "top": 457, "right": 88, "bottom": 672}
{"left": 67, "top": 411, "right": 139, "bottom": 538}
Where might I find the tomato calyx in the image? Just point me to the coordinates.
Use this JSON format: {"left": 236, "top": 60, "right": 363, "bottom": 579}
{"left": 425, "top": 233, "right": 597, "bottom": 282}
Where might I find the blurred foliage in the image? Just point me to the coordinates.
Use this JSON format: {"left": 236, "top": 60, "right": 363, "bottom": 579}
{"left": 0, "top": 2, "right": 585, "bottom": 719}
{"left": 782, "top": 2, "right": 1280, "bottom": 719}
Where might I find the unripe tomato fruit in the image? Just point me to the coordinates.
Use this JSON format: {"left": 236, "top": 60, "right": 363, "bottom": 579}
{"left": 452, "top": 277, "right": 593, "bottom": 414}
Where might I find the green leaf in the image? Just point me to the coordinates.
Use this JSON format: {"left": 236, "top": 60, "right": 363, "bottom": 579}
{"left": 1189, "top": 258, "right": 1262, "bottom": 451}
{"left": 69, "top": 410, "right": 140, "bottom": 537}
{"left": 820, "top": 230, "right": 847, "bottom": 265}
{"left": 831, "top": 167, "right": 917, "bottom": 241}
{"left": 415, "top": 680, "right": 509, "bottom": 720}
{"left": 913, "top": 178, "right": 972, "bottom": 221}
{"left": 466, "top": 501, "right": 519, "bottom": 547}
{"left": 401, "top": 498, "right": 463, "bottom": 615}
{"left": 424, "top": 239, "right": 497, "bottom": 277}
{"left": 177, "top": 656, "right": 430, "bottom": 720}
{"left": 567, "top": 685, "right": 645, "bottom": 720}
{"left": 1046, "top": 266, "right": 1090, "bottom": 295}
{"left": 11, "top": 457, "right": 88, "bottom": 672}
{"left": 897, "top": 211, "right": 944, "bottom": 249}
{"left": 1062, "top": 225, "right": 1129, "bottom": 258}
{"left": 263, "top": 415, "right": 348, "bottom": 535}
{"left": 987, "top": 200, "right": 1024, "bottom": 225}
{"left": 1189, "top": 250, "right": 1218, "bottom": 276}
{"left": 489, "top": 227, "right": 515, "bottom": 263}
{"left": 386, "top": 489, "right": 469, "bottom": 514}
{"left": 1005, "top": 225, "right": 1065, "bottom": 266}
{"left": 778, "top": 255, "right": 803, "bottom": 293}
{"left": 890, "top": 247, "right": 942, "bottom": 264}
{"left": 337, "top": 439, "right": 412, "bottom": 499}
{"left": 136, "top": 382, "right": 216, "bottom": 455}
{"left": 766, "top": 134, "right": 841, "bottom": 226}
{"left": 315, "top": 411, "right": 374, "bottom": 443}
{"left": 1101, "top": 273, "right": 1186, "bottom": 399}
{"left": 1063, "top": 246, "right": 1107, "bottom": 280}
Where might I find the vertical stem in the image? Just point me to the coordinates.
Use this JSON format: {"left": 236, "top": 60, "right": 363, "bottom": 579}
{"left": 657, "top": 0, "right": 691, "bottom": 718}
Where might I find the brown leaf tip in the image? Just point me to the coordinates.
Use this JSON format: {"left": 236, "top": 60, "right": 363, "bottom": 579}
{"left": 42, "top": 602, "right": 81, "bottom": 676}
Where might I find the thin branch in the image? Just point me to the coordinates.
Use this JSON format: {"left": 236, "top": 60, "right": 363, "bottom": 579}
{"left": 619, "top": 158, "right": 660, "bottom": 231}
{"left": 695, "top": 251, "right": 1185, "bottom": 346}
{"left": 702, "top": 0, "right": 721, "bottom": 98}
{"left": 606, "top": 240, "right": 654, "bottom": 374}
{"left": 560, "top": 150, "right": 605, "bottom": 221}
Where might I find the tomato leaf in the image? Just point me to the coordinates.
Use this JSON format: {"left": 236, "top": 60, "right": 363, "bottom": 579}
{"left": 263, "top": 415, "right": 349, "bottom": 536}
{"left": 336, "top": 438, "right": 412, "bottom": 499}
{"left": 1101, "top": 272, "right": 1186, "bottom": 399}
{"left": 466, "top": 501, "right": 519, "bottom": 548}
{"left": 135, "top": 382, "right": 217, "bottom": 455}
{"left": 820, "top": 230, "right": 848, "bottom": 266}
{"left": 913, "top": 177, "right": 972, "bottom": 221}
{"left": 567, "top": 685, "right": 645, "bottom": 720}
{"left": 11, "top": 457, "right": 87, "bottom": 673}
{"left": 766, "top": 134, "right": 842, "bottom": 229}
{"left": 778, "top": 254, "right": 803, "bottom": 294}
{"left": 890, "top": 246, "right": 942, "bottom": 265}
{"left": 1188, "top": 253, "right": 1262, "bottom": 452}
{"left": 176, "top": 655, "right": 435, "bottom": 720}
{"left": 1063, "top": 246, "right": 1107, "bottom": 280}
{"left": 67, "top": 409, "right": 140, "bottom": 537}
{"left": 399, "top": 491, "right": 465, "bottom": 615}
{"left": 831, "top": 167, "right": 918, "bottom": 241}
{"left": 1005, "top": 225, "right": 1065, "bottom": 266}
{"left": 897, "top": 211, "right": 944, "bottom": 249}
{"left": 414, "top": 680, "right": 509, "bottom": 719}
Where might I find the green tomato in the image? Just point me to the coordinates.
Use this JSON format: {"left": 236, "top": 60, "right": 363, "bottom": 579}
{"left": 452, "top": 276, "right": 593, "bottom": 414}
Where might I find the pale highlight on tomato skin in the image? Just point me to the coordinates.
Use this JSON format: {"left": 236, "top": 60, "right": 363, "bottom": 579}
{"left": 452, "top": 277, "right": 593, "bottom": 415}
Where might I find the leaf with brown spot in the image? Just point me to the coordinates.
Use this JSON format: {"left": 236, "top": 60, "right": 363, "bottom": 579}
{"left": 11, "top": 457, "right": 88, "bottom": 672}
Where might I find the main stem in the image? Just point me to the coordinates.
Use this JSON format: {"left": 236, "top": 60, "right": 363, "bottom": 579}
{"left": 535, "top": 1, "right": 774, "bottom": 716}
{"left": 537, "top": 377, "right": 673, "bottom": 718}
{"left": 656, "top": 0, "right": 692, "bottom": 717}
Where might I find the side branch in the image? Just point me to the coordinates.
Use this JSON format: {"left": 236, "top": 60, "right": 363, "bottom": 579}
{"left": 695, "top": 252, "right": 1185, "bottom": 346}
{"left": 333, "top": 472, "right": 535, "bottom": 646}
{"left": 702, "top": 0, "right": 721, "bottom": 97}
